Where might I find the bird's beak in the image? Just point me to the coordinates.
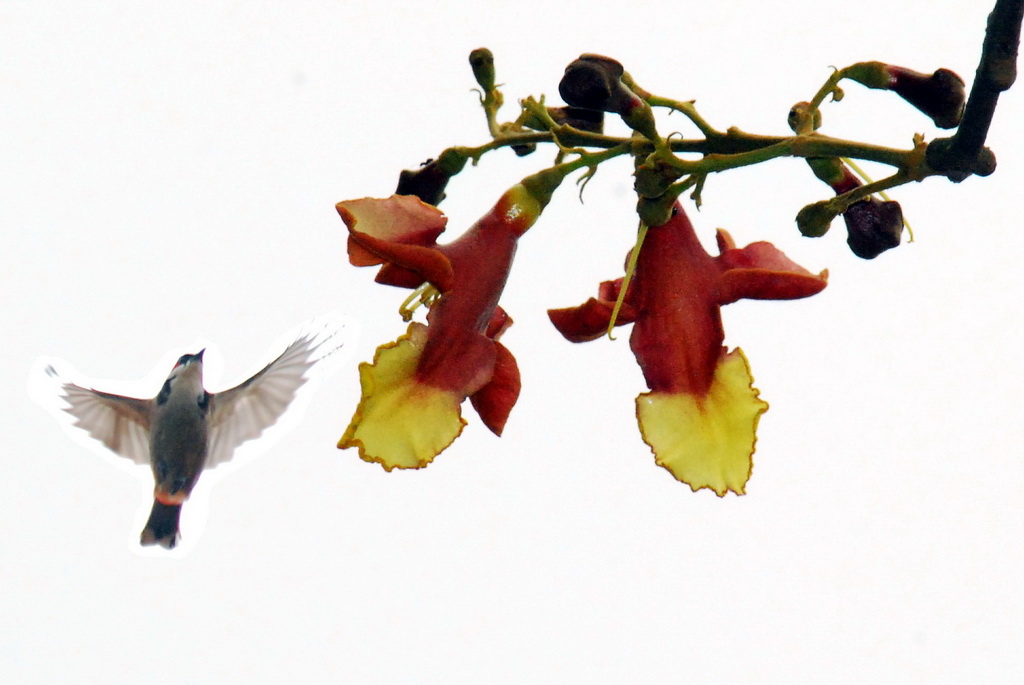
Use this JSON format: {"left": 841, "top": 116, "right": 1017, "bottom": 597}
{"left": 197, "top": 348, "right": 206, "bottom": 362}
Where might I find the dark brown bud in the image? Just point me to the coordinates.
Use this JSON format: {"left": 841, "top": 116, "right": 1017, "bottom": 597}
{"left": 843, "top": 197, "right": 904, "bottom": 259}
{"left": 510, "top": 143, "right": 537, "bottom": 157}
{"left": 395, "top": 150, "right": 468, "bottom": 206}
{"left": 547, "top": 106, "right": 604, "bottom": 134}
{"left": 889, "top": 67, "right": 965, "bottom": 129}
{"left": 521, "top": 106, "right": 604, "bottom": 134}
{"left": 558, "top": 54, "right": 626, "bottom": 111}
{"left": 559, "top": 54, "right": 657, "bottom": 139}
{"left": 845, "top": 62, "right": 965, "bottom": 129}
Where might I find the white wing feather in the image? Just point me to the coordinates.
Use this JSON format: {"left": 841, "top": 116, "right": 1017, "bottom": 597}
{"left": 47, "top": 366, "right": 153, "bottom": 465}
{"left": 204, "top": 329, "right": 331, "bottom": 467}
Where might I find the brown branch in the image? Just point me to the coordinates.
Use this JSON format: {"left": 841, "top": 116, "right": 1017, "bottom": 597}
{"left": 926, "top": 0, "right": 1024, "bottom": 181}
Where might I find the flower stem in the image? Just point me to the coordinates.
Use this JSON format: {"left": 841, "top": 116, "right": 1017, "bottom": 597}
{"left": 607, "top": 221, "right": 648, "bottom": 340}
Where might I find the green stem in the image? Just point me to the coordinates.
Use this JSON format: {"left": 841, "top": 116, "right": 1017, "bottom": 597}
{"left": 606, "top": 221, "right": 648, "bottom": 340}
{"left": 828, "top": 171, "right": 912, "bottom": 212}
{"left": 644, "top": 96, "right": 724, "bottom": 138}
{"left": 659, "top": 133, "right": 914, "bottom": 176}
{"left": 480, "top": 85, "right": 504, "bottom": 139}
{"left": 807, "top": 69, "right": 844, "bottom": 112}
{"left": 454, "top": 113, "right": 924, "bottom": 185}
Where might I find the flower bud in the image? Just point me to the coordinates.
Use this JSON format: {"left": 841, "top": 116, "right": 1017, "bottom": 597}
{"left": 522, "top": 106, "right": 604, "bottom": 134}
{"left": 796, "top": 201, "right": 838, "bottom": 238}
{"left": 845, "top": 61, "right": 965, "bottom": 129}
{"left": 844, "top": 61, "right": 892, "bottom": 89}
{"left": 549, "top": 106, "right": 604, "bottom": 134}
{"left": 805, "top": 157, "right": 861, "bottom": 194}
{"left": 511, "top": 143, "right": 537, "bottom": 157}
{"left": 634, "top": 158, "right": 683, "bottom": 199}
{"left": 559, "top": 54, "right": 657, "bottom": 139}
{"left": 637, "top": 195, "right": 677, "bottom": 228}
{"left": 889, "top": 67, "right": 965, "bottom": 129}
{"left": 559, "top": 54, "right": 625, "bottom": 111}
{"left": 395, "top": 149, "right": 468, "bottom": 206}
{"left": 787, "top": 101, "right": 822, "bottom": 134}
{"left": 468, "top": 48, "right": 496, "bottom": 92}
{"left": 843, "top": 197, "right": 903, "bottom": 259}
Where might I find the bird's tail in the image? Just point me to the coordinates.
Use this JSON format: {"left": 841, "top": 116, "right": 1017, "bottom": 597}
{"left": 140, "top": 500, "right": 182, "bottom": 549}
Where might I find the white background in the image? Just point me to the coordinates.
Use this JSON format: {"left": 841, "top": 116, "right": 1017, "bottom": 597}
{"left": 4, "top": 1, "right": 1023, "bottom": 683}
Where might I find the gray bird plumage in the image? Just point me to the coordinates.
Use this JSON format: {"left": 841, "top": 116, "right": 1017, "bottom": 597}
{"left": 45, "top": 326, "right": 340, "bottom": 548}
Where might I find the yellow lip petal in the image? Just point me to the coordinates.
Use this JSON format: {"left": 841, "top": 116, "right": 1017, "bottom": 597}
{"left": 339, "top": 323, "right": 466, "bottom": 470}
{"left": 636, "top": 348, "right": 768, "bottom": 496}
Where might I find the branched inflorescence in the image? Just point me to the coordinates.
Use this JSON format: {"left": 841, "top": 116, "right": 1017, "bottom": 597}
{"left": 334, "top": 0, "right": 1021, "bottom": 495}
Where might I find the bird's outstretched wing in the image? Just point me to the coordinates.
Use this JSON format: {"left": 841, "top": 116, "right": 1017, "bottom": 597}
{"left": 47, "top": 366, "right": 153, "bottom": 465}
{"left": 205, "top": 328, "right": 335, "bottom": 467}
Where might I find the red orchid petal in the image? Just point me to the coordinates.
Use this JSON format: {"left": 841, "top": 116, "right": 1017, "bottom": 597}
{"left": 716, "top": 232, "right": 828, "bottom": 304}
{"left": 469, "top": 341, "right": 521, "bottom": 436}
{"left": 349, "top": 229, "right": 456, "bottom": 293}
{"left": 548, "top": 297, "right": 638, "bottom": 343}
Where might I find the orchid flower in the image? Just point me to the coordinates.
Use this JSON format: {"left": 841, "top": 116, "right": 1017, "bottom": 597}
{"left": 548, "top": 202, "right": 828, "bottom": 495}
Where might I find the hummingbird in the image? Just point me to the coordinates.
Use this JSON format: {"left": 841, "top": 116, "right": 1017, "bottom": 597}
{"left": 44, "top": 326, "right": 339, "bottom": 549}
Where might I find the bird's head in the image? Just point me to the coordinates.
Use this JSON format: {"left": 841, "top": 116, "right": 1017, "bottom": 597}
{"left": 166, "top": 349, "right": 206, "bottom": 388}
{"left": 173, "top": 349, "right": 205, "bottom": 370}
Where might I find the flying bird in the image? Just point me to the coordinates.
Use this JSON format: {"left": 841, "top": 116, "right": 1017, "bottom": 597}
{"left": 44, "top": 326, "right": 340, "bottom": 549}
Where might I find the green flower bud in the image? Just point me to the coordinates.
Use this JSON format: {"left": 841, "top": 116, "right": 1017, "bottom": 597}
{"left": 634, "top": 158, "right": 683, "bottom": 199}
{"left": 468, "top": 48, "right": 496, "bottom": 92}
{"left": 796, "top": 201, "right": 838, "bottom": 238}
{"left": 787, "top": 101, "right": 822, "bottom": 134}
{"left": 636, "top": 195, "right": 677, "bottom": 228}
{"left": 805, "top": 157, "right": 861, "bottom": 194}
{"left": 844, "top": 61, "right": 892, "bottom": 89}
